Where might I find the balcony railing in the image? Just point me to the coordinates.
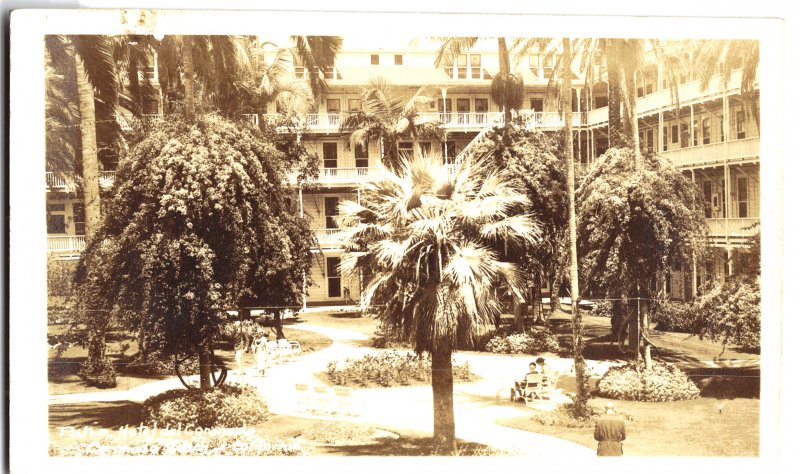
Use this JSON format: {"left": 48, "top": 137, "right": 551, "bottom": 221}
{"left": 662, "top": 137, "right": 759, "bottom": 168}
{"left": 314, "top": 228, "right": 344, "bottom": 246}
{"left": 290, "top": 167, "right": 378, "bottom": 186}
{"left": 417, "top": 112, "right": 504, "bottom": 131}
{"left": 46, "top": 172, "right": 116, "bottom": 190}
{"left": 47, "top": 235, "right": 86, "bottom": 253}
{"left": 519, "top": 111, "right": 587, "bottom": 129}
{"left": 706, "top": 218, "right": 759, "bottom": 241}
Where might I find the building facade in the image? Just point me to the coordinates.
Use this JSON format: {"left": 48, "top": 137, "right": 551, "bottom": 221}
{"left": 45, "top": 38, "right": 760, "bottom": 305}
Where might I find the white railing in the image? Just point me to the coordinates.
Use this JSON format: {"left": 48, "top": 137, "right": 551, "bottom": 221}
{"left": 46, "top": 172, "right": 117, "bottom": 190}
{"left": 417, "top": 112, "right": 504, "bottom": 131}
{"left": 290, "top": 167, "right": 377, "bottom": 185}
{"left": 45, "top": 172, "right": 70, "bottom": 189}
{"left": 662, "top": 137, "right": 759, "bottom": 167}
{"left": 306, "top": 113, "right": 344, "bottom": 131}
{"left": 99, "top": 171, "right": 116, "bottom": 188}
{"left": 47, "top": 235, "right": 86, "bottom": 253}
{"left": 314, "top": 228, "right": 344, "bottom": 246}
{"left": 519, "top": 111, "right": 586, "bottom": 129}
{"left": 706, "top": 218, "right": 759, "bottom": 239}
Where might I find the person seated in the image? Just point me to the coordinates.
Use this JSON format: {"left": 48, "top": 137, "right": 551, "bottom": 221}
{"left": 512, "top": 361, "right": 539, "bottom": 401}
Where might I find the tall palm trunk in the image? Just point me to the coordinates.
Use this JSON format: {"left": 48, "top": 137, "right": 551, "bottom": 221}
{"left": 621, "top": 56, "right": 642, "bottom": 168}
{"left": 431, "top": 344, "right": 456, "bottom": 454}
{"left": 75, "top": 53, "right": 105, "bottom": 365}
{"left": 606, "top": 54, "right": 624, "bottom": 148}
{"left": 198, "top": 343, "right": 212, "bottom": 390}
{"left": 497, "top": 37, "right": 512, "bottom": 123}
{"left": 182, "top": 36, "right": 195, "bottom": 120}
{"left": 562, "top": 39, "right": 589, "bottom": 417}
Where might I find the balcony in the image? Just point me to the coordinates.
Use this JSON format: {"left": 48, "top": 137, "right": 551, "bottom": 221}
{"left": 706, "top": 217, "right": 759, "bottom": 245}
{"left": 518, "top": 111, "right": 587, "bottom": 129}
{"left": 290, "top": 167, "right": 378, "bottom": 187}
{"left": 662, "top": 137, "right": 759, "bottom": 168}
{"left": 416, "top": 112, "right": 504, "bottom": 132}
{"left": 47, "top": 235, "right": 86, "bottom": 254}
{"left": 314, "top": 228, "right": 344, "bottom": 248}
{"left": 46, "top": 172, "right": 116, "bottom": 191}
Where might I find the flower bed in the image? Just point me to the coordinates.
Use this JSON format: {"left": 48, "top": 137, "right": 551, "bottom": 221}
{"left": 484, "top": 328, "right": 561, "bottom": 354}
{"left": 597, "top": 360, "right": 700, "bottom": 402}
{"left": 327, "top": 351, "right": 477, "bottom": 387}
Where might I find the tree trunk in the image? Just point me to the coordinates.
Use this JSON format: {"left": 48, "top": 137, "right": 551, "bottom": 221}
{"left": 273, "top": 309, "right": 285, "bottom": 339}
{"left": 621, "top": 58, "right": 641, "bottom": 168}
{"left": 182, "top": 36, "right": 195, "bottom": 120}
{"left": 497, "top": 37, "right": 512, "bottom": 123}
{"left": 431, "top": 345, "right": 456, "bottom": 454}
{"left": 563, "top": 38, "right": 589, "bottom": 417}
{"left": 628, "top": 301, "right": 640, "bottom": 360}
{"left": 606, "top": 54, "right": 624, "bottom": 148}
{"left": 512, "top": 298, "right": 525, "bottom": 332}
{"left": 74, "top": 55, "right": 102, "bottom": 240}
{"left": 198, "top": 344, "right": 212, "bottom": 389}
{"left": 642, "top": 299, "right": 652, "bottom": 369}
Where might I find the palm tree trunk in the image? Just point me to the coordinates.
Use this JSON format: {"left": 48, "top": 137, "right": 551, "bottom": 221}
{"left": 182, "top": 36, "right": 195, "bottom": 120}
{"left": 563, "top": 38, "right": 590, "bottom": 417}
{"left": 497, "top": 37, "right": 512, "bottom": 123}
{"left": 74, "top": 56, "right": 102, "bottom": 241}
{"left": 606, "top": 54, "right": 624, "bottom": 148}
{"left": 198, "top": 343, "right": 212, "bottom": 390}
{"left": 621, "top": 60, "right": 641, "bottom": 168}
{"left": 431, "top": 345, "right": 456, "bottom": 454}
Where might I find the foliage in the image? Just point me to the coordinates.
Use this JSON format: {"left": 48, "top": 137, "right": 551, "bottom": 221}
{"left": 73, "top": 115, "right": 314, "bottom": 374}
{"left": 77, "top": 357, "right": 117, "bottom": 388}
{"left": 577, "top": 147, "right": 708, "bottom": 301}
{"left": 651, "top": 300, "right": 694, "bottom": 332}
{"left": 142, "top": 383, "right": 270, "bottom": 430}
{"left": 484, "top": 328, "right": 561, "bottom": 354}
{"left": 327, "top": 351, "right": 476, "bottom": 388}
{"left": 50, "top": 433, "right": 304, "bottom": 456}
{"left": 490, "top": 72, "right": 524, "bottom": 113}
{"left": 597, "top": 360, "right": 700, "bottom": 402}
{"left": 301, "top": 421, "right": 380, "bottom": 445}
{"left": 529, "top": 403, "right": 605, "bottom": 427}
{"left": 691, "top": 275, "right": 761, "bottom": 350}
{"left": 124, "top": 352, "right": 201, "bottom": 377}
{"left": 589, "top": 300, "right": 613, "bottom": 319}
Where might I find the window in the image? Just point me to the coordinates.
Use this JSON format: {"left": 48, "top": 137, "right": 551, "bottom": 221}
{"left": 680, "top": 123, "right": 689, "bottom": 148}
{"left": 454, "top": 54, "right": 485, "bottom": 79}
{"left": 294, "top": 66, "right": 306, "bottom": 79}
{"left": 530, "top": 97, "right": 543, "bottom": 112}
{"left": 662, "top": 127, "right": 668, "bottom": 151}
{"left": 46, "top": 203, "right": 67, "bottom": 234}
{"left": 541, "top": 55, "right": 555, "bottom": 79}
{"left": 737, "top": 177, "right": 748, "bottom": 218}
{"left": 456, "top": 98, "right": 470, "bottom": 124}
{"left": 419, "top": 142, "right": 432, "bottom": 157}
{"left": 736, "top": 110, "right": 746, "bottom": 139}
{"left": 640, "top": 128, "right": 653, "bottom": 153}
{"left": 720, "top": 117, "right": 725, "bottom": 142}
{"left": 438, "top": 98, "right": 452, "bottom": 123}
{"left": 441, "top": 141, "right": 456, "bottom": 162}
{"left": 671, "top": 124, "right": 679, "bottom": 144}
{"left": 324, "top": 197, "right": 339, "bottom": 229}
{"left": 370, "top": 54, "right": 379, "bottom": 65}
{"left": 399, "top": 142, "right": 413, "bottom": 160}
{"left": 702, "top": 118, "right": 711, "bottom": 145}
{"left": 692, "top": 119, "right": 699, "bottom": 146}
{"left": 394, "top": 54, "right": 403, "bottom": 65}
{"left": 474, "top": 98, "right": 489, "bottom": 124}
{"left": 326, "top": 99, "right": 341, "bottom": 113}
{"left": 72, "top": 203, "right": 85, "bottom": 236}
{"left": 323, "top": 143, "right": 338, "bottom": 169}
{"left": 322, "top": 67, "right": 340, "bottom": 79}
{"left": 347, "top": 99, "right": 362, "bottom": 112}
{"left": 703, "top": 181, "right": 713, "bottom": 218}
{"left": 355, "top": 142, "right": 369, "bottom": 168}
{"left": 326, "top": 257, "right": 342, "bottom": 298}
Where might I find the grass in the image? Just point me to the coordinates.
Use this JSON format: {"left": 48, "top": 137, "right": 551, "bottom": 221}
{"left": 497, "top": 396, "right": 759, "bottom": 456}
{"left": 48, "top": 323, "right": 333, "bottom": 396}
{"left": 49, "top": 401, "right": 504, "bottom": 456}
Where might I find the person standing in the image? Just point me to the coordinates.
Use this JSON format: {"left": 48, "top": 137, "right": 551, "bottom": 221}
{"left": 253, "top": 330, "right": 269, "bottom": 377}
{"left": 594, "top": 402, "right": 626, "bottom": 456}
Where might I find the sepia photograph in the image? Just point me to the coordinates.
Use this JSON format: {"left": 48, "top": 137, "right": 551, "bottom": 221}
{"left": 7, "top": 5, "right": 789, "bottom": 472}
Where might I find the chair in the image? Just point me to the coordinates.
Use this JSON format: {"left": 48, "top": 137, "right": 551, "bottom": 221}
{"left": 277, "top": 338, "right": 301, "bottom": 361}
{"left": 313, "top": 385, "right": 332, "bottom": 414}
{"left": 522, "top": 373, "right": 544, "bottom": 401}
{"left": 333, "top": 386, "right": 357, "bottom": 417}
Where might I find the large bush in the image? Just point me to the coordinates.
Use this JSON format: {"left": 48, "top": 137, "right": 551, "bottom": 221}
{"left": 484, "top": 328, "right": 561, "bottom": 354}
{"left": 651, "top": 300, "right": 695, "bottom": 333}
{"left": 327, "top": 351, "right": 476, "bottom": 387}
{"left": 597, "top": 360, "right": 700, "bottom": 402}
{"left": 78, "top": 358, "right": 117, "bottom": 388}
{"left": 691, "top": 276, "right": 760, "bottom": 350}
{"left": 124, "top": 352, "right": 200, "bottom": 377}
{"left": 142, "top": 384, "right": 269, "bottom": 429}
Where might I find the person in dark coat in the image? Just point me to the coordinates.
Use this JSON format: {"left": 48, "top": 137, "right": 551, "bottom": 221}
{"left": 594, "top": 402, "right": 626, "bottom": 456}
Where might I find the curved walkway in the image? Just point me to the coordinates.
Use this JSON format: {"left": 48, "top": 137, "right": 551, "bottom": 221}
{"left": 49, "top": 323, "right": 595, "bottom": 457}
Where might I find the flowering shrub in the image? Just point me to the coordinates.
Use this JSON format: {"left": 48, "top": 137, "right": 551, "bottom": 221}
{"left": 49, "top": 433, "right": 305, "bottom": 456}
{"left": 78, "top": 358, "right": 117, "bottom": 388}
{"left": 597, "top": 360, "right": 700, "bottom": 402}
{"left": 691, "top": 276, "right": 760, "bottom": 350}
{"left": 589, "top": 300, "right": 613, "bottom": 319}
{"left": 125, "top": 352, "right": 200, "bottom": 377}
{"left": 651, "top": 300, "right": 695, "bottom": 333}
{"left": 484, "top": 328, "right": 561, "bottom": 354}
{"left": 327, "top": 351, "right": 476, "bottom": 387}
{"left": 142, "top": 383, "right": 269, "bottom": 429}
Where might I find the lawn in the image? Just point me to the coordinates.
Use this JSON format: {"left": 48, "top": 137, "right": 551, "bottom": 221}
{"left": 49, "top": 401, "right": 503, "bottom": 456}
{"left": 497, "top": 396, "right": 759, "bottom": 456}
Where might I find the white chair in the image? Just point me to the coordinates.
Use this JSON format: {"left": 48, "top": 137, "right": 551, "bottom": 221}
{"left": 313, "top": 385, "right": 332, "bottom": 415}
{"left": 333, "top": 386, "right": 357, "bottom": 417}
{"left": 295, "top": 383, "right": 312, "bottom": 413}
{"left": 277, "top": 338, "right": 301, "bottom": 361}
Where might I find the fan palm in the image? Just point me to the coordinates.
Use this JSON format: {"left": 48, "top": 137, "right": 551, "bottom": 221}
{"left": 338, "top": 152, "right": 540, "bottom": 453}
{"left": 340, "top": 77, "right": 441, "bottom": 171}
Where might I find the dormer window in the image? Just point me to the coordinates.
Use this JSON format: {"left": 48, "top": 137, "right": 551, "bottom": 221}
{"left": 371, "top": 54, "right": 379, "bottom": 65}
{"left": 394, "top": 54, "right": 403, "bottom": 65}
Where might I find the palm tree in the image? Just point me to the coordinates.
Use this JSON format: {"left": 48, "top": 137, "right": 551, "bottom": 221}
{"left": 340, "top": 77, "right": 441, "bottom": 171}
{"left": 435, "top": 37, "right": 523, "bottom": 123}
{"left": 338, "top": 153, "right": 540, "bottom": 453}
{"left": 694, "top": 39, "right": 759, "bottom": 131}
{"left": 561, "top": 38, "right": 590, "bottom": 417}
{"left": 291, "top": 35, "right": 342, "bottom": 101}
